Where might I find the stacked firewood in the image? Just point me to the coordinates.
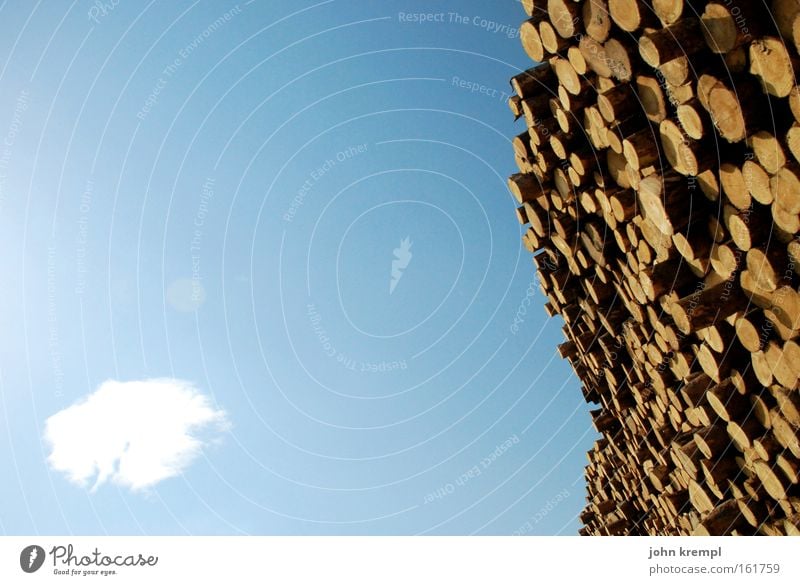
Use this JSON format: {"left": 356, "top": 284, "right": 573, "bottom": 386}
{"left": 508, "top": 0, "right": 800, "bottom": 535}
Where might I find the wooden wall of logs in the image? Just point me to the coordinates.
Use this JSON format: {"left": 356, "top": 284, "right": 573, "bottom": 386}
{"left": 508, "top": 0, "right": 800, "bottom": 535}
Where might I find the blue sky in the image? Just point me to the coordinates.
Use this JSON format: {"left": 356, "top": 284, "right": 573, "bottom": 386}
{"left": 0, "top": 0, "right": 597, "bottom": 535}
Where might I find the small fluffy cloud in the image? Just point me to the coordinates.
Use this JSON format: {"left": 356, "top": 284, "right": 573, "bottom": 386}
{"left": 44, "top": 379, "right": 228, "bottom": 492}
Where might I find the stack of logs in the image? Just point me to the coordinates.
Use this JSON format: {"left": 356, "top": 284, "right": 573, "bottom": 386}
{"left": 508, "top": 0, "right": 800, "bottom": 535}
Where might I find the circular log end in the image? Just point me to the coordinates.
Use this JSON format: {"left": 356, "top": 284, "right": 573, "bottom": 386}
{"left": 708, "top": 85, "right": 747, "bottom": 143}
{"left": 547, "top": 0, "right": 579, "bottom": 39}
{"left": 608, "top": 0, "right": 643, "bottom": 32}
{"left": 749, "top": 37, "right": 794, "bottom": 98}
{"left": 521, "top": 20, "right": 545, "bottom": 62}
{"left": 677, "top": 103, "right": 705, "bottom": 140}
{"left": 734, "top": 317, "right": 762, "bottom": 353}
{"left": 671, "top": 302, "right": 692, "bottom": 335}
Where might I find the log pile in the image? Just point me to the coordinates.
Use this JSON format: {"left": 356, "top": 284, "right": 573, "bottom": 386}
{"left": 508, "top": 0, "right": 800, "bottom": 535}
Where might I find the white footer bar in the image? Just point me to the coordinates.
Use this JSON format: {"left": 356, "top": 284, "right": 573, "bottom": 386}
{"left": 1, "top": 536, "right": 798, "bottom": 583}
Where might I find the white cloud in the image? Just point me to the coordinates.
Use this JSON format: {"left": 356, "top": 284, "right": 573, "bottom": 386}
{"left": 44, "top": 379, "right": 228, "bottom": 492}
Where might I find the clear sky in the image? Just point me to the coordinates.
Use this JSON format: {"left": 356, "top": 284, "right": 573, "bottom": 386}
{"left": 0, "top": 0, "right": 597, "bottom": 535}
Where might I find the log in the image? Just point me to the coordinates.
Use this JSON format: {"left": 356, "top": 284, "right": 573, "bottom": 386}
{"left": 706, "top": 78, "right": 767, "bottom": 143}
{"left": 663, "top": 489, "right": 690, "bottom": 517}
{"left": 552, "top": 57, "right": 586, "bottom": 97}
{"left": 703, "top": 456, "right": 740, "bottom": 498}
{"left": 570, "top": 150, "right": 598, "bottom": 178}
{"left": 694, "top": 424, "right": 731, "bottom": 458}
{"left": 699, "top": 320, "right": 736, "bottom": 353}
{"left": 607, "top": 149, "right": 633, "bottom": 188}
{"left": 695, "top": 499, "right": 745, "bottom": 534}
{"left": 513, "top": 131, "right": 533, "bottom": 160}
{"left": 527, "top": 202, "right": 550, "bottom": 238}
{"left": 608, "top": 0, "right": 658, "bottom": 32}
{"left": 734, "top": 310, "right": 770, "bottom": 352}
{"left": 696, "top": 341, "right": 747, "bottom": 383}
{"left": 751, "top": 131, "right": 787, "bottom": 175}
{"left": 696, "top": 73, "right": 720, "bottom": 111}
{"left": 598, "top": 83, "right": 639, "bottom": 123}
{"left": 624, "top": 129, "right": 662, "bottom": 171}
{"left": 639, "top": 18, "right": 706, "bottom": 68}
{"left": 520, "top": 0, "right": 536, "bottom": 17}
{"left": 664, "top": 79, "right": 694, "bottom": 106}
{"left": 706, "top": 378, "right": 749, "bottom": 423}
{"left": 773, "top": 412, "right": 800, "bottom": 458}
{"left": 610, "top": 188, "right": 638, "bottom": 222}
{"left": 708, "top": 215, "right": 728, "bottom": 243}
{"left": 677, "top": 99, "right": 709, "bottom": 140}
{"left": 508, "top": 173, "right": 550, "bottom": 204}
{"left": 771, "top": 202, "right": 800, "bottom": 234}
{"left": 659, "top": 55, "right": 692, "bottom": 86}
{"left": 653, "top": 0, "right": 711, "bottom": 26}
{"left": 771, "top": 386, "right": 800, "bottom": 427}
{"left": 530, "top": 119, "right": 561, "bottom": 153}
{"left": 640, "top": 216, "right": 678, "bottom": 260}
{"left": 737, "top": 496, "right": 770, "bottom": 528}
{"left": 511, "top": 64, "right": 556, "bottom": 99}
{"left": 671, "top": 280, "right": 749, "bottom": 334}
{"left": 700, "top": 2, "right": 759, "bottom": 54}
{"left": 793, "top": 11, "right": 800, "bottom": 56}
{"left": 726, "top": 418, "right": 762, "bottom": 452}
{"left": 660, "top": 119, "right": 710, "bottom": 176}
{"left": 549, "top": 128, "right": 581, "bottom": 160}
{"left": 689, "top": 478, "right": 717, "bottom": 513}
{"left": 672, "top": 439, "right": 703, "bottom": 479}
{"left": 742, "top": 160, "right": 773, "bottom": 206}
{"left": 784, "top": 339, "right": 800, "bottom": 381}
{"left": 753, "top": 459, "right": 790, "bottom": 501}
{"left": 635, "top": 76, "right": 669, "bottom": 124}
{"left": 640, "top": 257, "right": 700, "bottom": 303}
{"left": 583, "top": 0, "right": 613, "bottom": 42}
{"left": 726, "top": 203, "right": 773, "bottom": 251}
{"left": 767, "top": 285, "right": 800, "bottom": 330}
{"left": 749, "top": 37, "right": 800, "bottom": 98}
{"left": 719, "top": 163, "right": 751, "bottom": 210}
{"left": 771, "top": 164, "right": 800, "bottom": 214}
{"left": 753, "top": 434, "right": 782, "bottom": 461}
{"left": 637, "top": 173, "right": 692, "bottom": 236}
{"left": 539, "top": 20, "right": 571, "bottom": 55}
{"left": 680, "top": 371, "right": 713, "bottom": 408}
{"left": 604, "top": 37, "right": 639, "bottom": 82}
{"left": 548, "top": 0, "right": 582, "bottom": 39}
{"left": 746, "top": 246, "right": 791, "bottom": 292}
{"left": 777, "top": 453, "right": 800, "bottom": 484}
{"left": 521, "top": 18, "right": 546, "bottom": 62}
{"left": 606, "top": 116, "right": 649, "bottom": 154}
{"left": 695, "top": 167, "right": 719, "bottom": 202}
{"left": 516, "top": 205, "right": 529, "bottom": 226}
{"left": 579, "top": 35, "right": 613, "bottom": 78}
{"left": 516, "top": 154, "right": 535, "bottom": 174}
